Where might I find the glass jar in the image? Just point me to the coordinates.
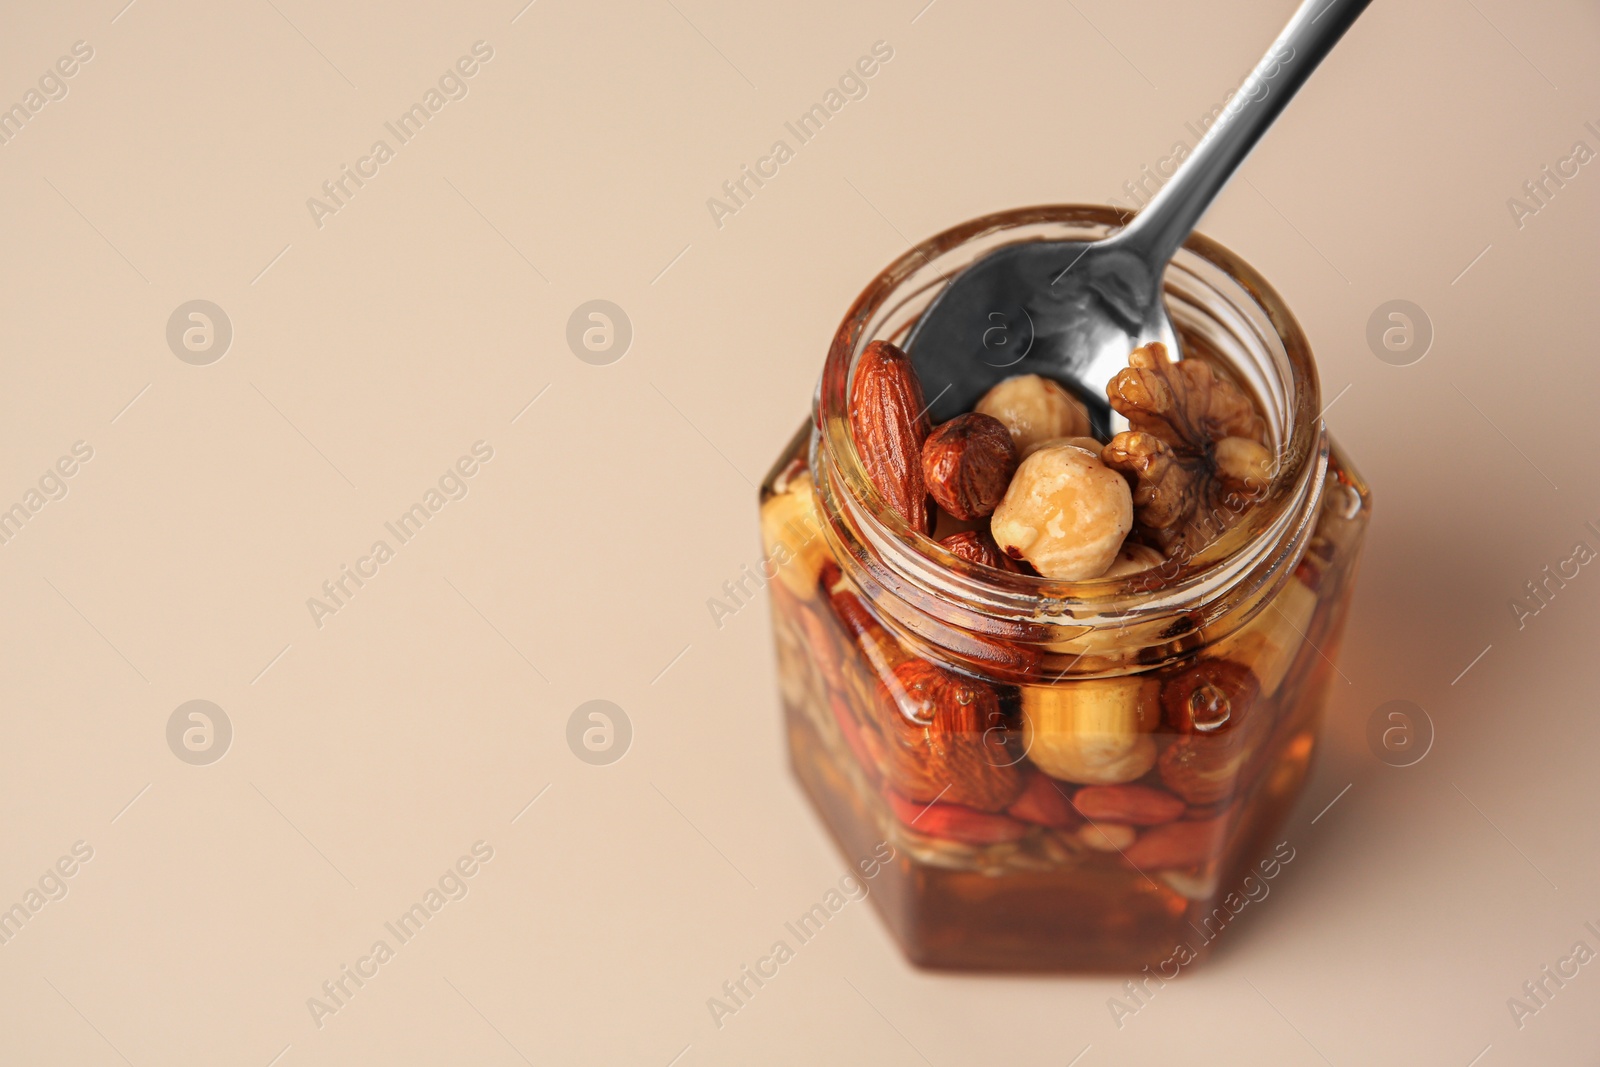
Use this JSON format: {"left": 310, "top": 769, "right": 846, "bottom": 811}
{"left": 761, "top": 206, "right": 1369, "bottom": 972}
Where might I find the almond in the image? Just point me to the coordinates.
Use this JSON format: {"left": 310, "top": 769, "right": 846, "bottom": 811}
{"left": 826, "top": 585, "right": 912, "bottom": 680}
{"left": 849, "top": 340, "right": 931, "bottom": 534}
{"left": 1072, "top": 784, "right": 1184, "bottom": 826}
{"left": 1121, "top": 815, "right": 1228, "bottom": 870}
{"left": 876, "top": 660, "right": 1024, "bottom": 812}
{"left": 939, "top": 628, "right": 1042, "bottom": 677}
{"left": 1006, "top": 770, "right": 1082, "bottom": 828}
{"left": 794, "top": 598, "right": 847, "bottom": 694}
{"left": 921, "top": 412, "right": 1018, "bottom": 520}
{"left": 885, "top": 791, "right": 1028, "bottom": 845}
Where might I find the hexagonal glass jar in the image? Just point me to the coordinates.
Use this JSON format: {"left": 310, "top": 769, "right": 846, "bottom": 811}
{"left": 761, "top": 206, "right": 1369, "bottom": 972}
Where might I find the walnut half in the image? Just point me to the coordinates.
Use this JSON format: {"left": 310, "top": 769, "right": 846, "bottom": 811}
{"left": 1101, "top": 343, "right": 1270, "bottom": 558}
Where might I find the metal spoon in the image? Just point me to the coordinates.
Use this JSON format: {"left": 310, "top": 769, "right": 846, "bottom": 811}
{"left": 906, "top": 0, "right": 1371, "bottom": 433}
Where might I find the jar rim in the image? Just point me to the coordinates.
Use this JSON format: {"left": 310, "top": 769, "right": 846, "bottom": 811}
{"left": 814, "top": 204, "right": 1327, "bottom": 642}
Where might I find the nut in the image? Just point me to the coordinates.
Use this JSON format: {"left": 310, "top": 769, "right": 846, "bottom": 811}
{"left": 1099, "top": 541, "right": 1165, "bottom": 580}
{"left": 794, "top": 594, "right": 847, "bottom": 694}
{"left": 1158, "top": 867, "right": 1221, "bottom": 900}
{"left": 1077, "top": 822, "right": 1137, "bottom": 851}
{"left": 826, "top": 584, "right": 912, "bottom": 680}
{"left": 941, "top": 630, "right": 1041, "bottom": 677}
{"left": 1210, "top": 573, "right": 1316, "bottom": 698}
{"left": 1072, "top": 784, "right": 1185, "bottom": 826}
{"left": 849, "top": 340, "right": 932, "bottom": 534}
{"left": 937, "top": 530, "right": 1005, "bottom": 569}
{"left": 759, "top": 471, "right": 831, "bottom": 598}
{"left": 1021, "top": 677, "right": 1159, "bottom": 784}
{"left": 1102, "top": 342, "right": 1268, "bottom": 556}
{"left": 877, "top": 660, "right": 1024, "bottom": 812}
{"left": 885, "top": 791, "right": 1028, "bottom": 845}
{"left": 833, "top": 566, "right": 1039, "bottom": 684}
{"left": 828, "top": 694, "right": 883, "bottom": 784}
{"left": 990, "top": 443, "right": 1133, "bottom": 580}
{"left": 1157, "top": 688, "right": 1275, "bottom": 806}
{"left": 1006, "top": 770, "right": 1082, "bottom": 828}
{"left": 1214, "top": 436, "right": 1274, "bottom": 491}
{"left": 1158, "top": 739, "right": 1245, "bottom": 806}
{"left": 1024, "top": 434, "right": 1105, "bottom": 460}
{"left": 975, "top": 374, "right": 1091, "bottom": 456}
{"left": 921, "top": 413, "right": 1018, "bottom": 520}
{"left": 1122, "top": 815, "right": 1228, "bottom": 870}
{"left": 1160, "top": 657, "right": 1260, "bottom": 734}
{"left": 772, "top": 588, "right": 818, "bottom": 711}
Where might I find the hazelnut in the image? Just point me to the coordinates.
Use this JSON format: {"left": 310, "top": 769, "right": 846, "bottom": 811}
{"left": 1160, "top": 657, "right": 1259, "bottom": 734}
{"left": 920, "top": 412, "right": 1018, "bottom": 520}
{"left": 975, "top": 374, "right": 1091, "bottom": 456}
{"left": 1100, "top": 541, "right": 1165, "bottom": 579}
{"left": 1021, "top": 677, "right": 1159, "bottom": 785}
{"left": 759, "top": 471, "right": 830, "bottom": 599}
{"left": 936, "top": 529, "right": 1005, "bottom": 569}
{"left": 990, "top": 444, "right": 1134, "bottom": 580}
{"left": 1022, "top": 434, "right": 1104, "bottom": 459}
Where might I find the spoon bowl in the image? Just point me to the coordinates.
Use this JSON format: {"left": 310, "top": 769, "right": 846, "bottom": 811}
{"left": 906, "top": 0, "right": 1370, "bottom": 428}
{"left": 905, "top": 233, "right": 1174, "bottom": 436}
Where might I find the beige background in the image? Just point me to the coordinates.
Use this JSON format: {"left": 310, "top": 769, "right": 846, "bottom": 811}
{"left": 1, "top": 0, "right": 1596, "bottom": 1063}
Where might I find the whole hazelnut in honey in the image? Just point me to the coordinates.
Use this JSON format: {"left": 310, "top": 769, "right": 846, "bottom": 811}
{"left": 920, "top": 412, "right": 1018, "bottom": 520}
{"left": 1022, "top": 677, "right": 1159, "bottom": 785}
{"left": 990, "top": 443, "right": 1133, "bottom": 580}
{"left": 1100, "top": 542, "right": 1165, "bottom": 579}
{"left": 974, "top": 374, "right": 1092, "bottom": 456}
{"left": 1025, "top": 435, "right": 1105, "bottom": 460}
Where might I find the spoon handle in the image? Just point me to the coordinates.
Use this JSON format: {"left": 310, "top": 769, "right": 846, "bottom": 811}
{"left": 1115, "top": 0, "right": 1372, "bottom": 267}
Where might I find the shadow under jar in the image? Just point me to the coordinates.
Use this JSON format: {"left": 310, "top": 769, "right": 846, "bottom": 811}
{"left": 760, "top": 206, "right": 1369, "bottom": 972}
